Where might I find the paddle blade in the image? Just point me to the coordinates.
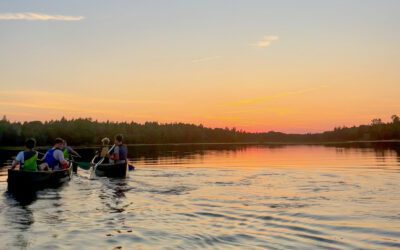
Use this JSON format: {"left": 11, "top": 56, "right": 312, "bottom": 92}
{"left": 89, "top": 166, "right": 96, "bottom": 179}
{"left": 76, "top": 161, "right": 91, "bottom": 170}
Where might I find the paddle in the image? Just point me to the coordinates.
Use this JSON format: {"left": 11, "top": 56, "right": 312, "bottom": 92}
{"left": 74, "top": 161, "right": 135, "bottom": 171}
{"left": 77, "top": 161, "right": 135, "bottom": 171}
{"left": 3, "top": 159, "right": 14, "bottom": 167}
{"left": 74, "top": 161, "right": 92, "bottom": 170}
{"left": 89, "top": 144, "right": 116, "bottom": 179}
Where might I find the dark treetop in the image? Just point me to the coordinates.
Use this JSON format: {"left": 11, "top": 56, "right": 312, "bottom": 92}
{"left": 0, "top": 115, "right": 399, "bottom": 146}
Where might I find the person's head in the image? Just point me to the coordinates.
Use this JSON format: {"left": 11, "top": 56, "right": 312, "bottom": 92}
{"left": 25, "top": 138, "right": 36, "bottom": 150}
{"left": 101, "top": 137, "right": 110, "bottom": 146}
{"left": 54, "top": 138, "right": 64, "bottom": 148}
{"left": 114, "top": 134, "right": 123, "bottom": 145}
{"left": 63, "top": 140, "right": 68, "bottom": 147}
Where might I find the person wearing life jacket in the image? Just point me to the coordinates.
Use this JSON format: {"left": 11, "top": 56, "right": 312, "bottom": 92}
{"left": 41, "top": 138, "right": 69, "bottom": 171}
{"left": 11, "top": 138, "right": 38, "bottom": 171}
{"left": 109, "top": 134, "right": 128, "bottom": 164}
{"left": 62, "top": 140, "right": 81, "bottom": 160}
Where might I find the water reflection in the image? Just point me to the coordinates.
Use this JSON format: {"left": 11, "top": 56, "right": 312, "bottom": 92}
{"left": 98, "top": 179, "right": 130, "bottom": 213}
{"left": 121, "top": 143, "right": 400, "bottom": 173}
{"left": 3, "top": 193, "right": 35, "bottom": 230}
{"left": 6, "top": 190, "right": 38, "bottom": 206}
{"left": 1, "top": 142, "right": 399, "bottom": 168}
{"left": 3, "top": 192, "right": 35, "bottom": 249}
{"left": 0, "top": 143, "right": 399, "bottom": 249}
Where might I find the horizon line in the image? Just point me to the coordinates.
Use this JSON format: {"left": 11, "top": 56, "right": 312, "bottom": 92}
{"left": 1, "top": 114, "right": 396, "bottom": 135}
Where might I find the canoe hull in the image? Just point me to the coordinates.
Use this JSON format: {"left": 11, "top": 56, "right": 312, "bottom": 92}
{"left": 7, "top": 167, "right": 72, "bottom": 192}
{"left": 95, "top": 162, "right": 127, "bottom": 178}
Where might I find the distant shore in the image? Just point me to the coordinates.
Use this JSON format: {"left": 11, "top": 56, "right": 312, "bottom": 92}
{"left": 1, "top": 116, "right": 399, "bottom": 147}
{"left": 1, "top": 140, "right": 399, "bottom": 151}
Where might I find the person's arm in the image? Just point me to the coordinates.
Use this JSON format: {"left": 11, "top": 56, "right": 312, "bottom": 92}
{"left": 55, "top": 150, "right": 69, "bottom": 168}
{"left": 68, "top": 146, "right": 81, "bottom": 158}
{"left": 39, "top": 152, "right": 47, "bottom": 161}
{"left": 110, "top": 146, "right": 119, "bottom": 161}
{"left": 11, "top": 152, "right": 24, "bottom": 169}
{"left": 11, "top": 160, "right": 19, "bottom": 169}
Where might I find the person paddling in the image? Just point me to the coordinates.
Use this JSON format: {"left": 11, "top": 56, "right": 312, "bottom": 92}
{"left": 62, "top": 140, "right": 81, "bottom": 160}
{"left": 109, "top": 134, "right": 128, "bottom": 164}
{"left": 100, "top": 137, "right": 111, "bottom": 157}
{"left": 93, "top": 137, "right": 111, "bottom": 163}
{"left": 11, "top": 138, "right": 38, "bottom": 171}
{"left": 40, "top": 138, "right": 69, "bottom": 171}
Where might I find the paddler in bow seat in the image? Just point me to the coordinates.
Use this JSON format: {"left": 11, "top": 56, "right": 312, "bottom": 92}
{"left": 95, "top": 137, "right": 111, "bottom": 163}
{"left": 11, "top": 138, "right": 38, "bottom": 171}
{"left": 40, "top": 138, "right": 69, "bottom": 171}
{"left": 110, "top": 134, "right": 128, "bottom": 164}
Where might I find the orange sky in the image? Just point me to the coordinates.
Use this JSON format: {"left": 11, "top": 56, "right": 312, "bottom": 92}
{"left": 0, "top": 1, "right": 399, "bottom": 133}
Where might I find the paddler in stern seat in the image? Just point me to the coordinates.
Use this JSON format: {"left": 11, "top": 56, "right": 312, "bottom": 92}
{"left": 11, "top": 138, "right": 38, "bottom": 171}
{"left": 109, "top": 134, "right": 128, "bottom": 164}
{"left": 40, "top": 138, "right": 69, "bottom": 171}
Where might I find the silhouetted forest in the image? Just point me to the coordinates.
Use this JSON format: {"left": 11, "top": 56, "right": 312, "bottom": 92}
{"left": 0, "top": 115, "right": 399, "bottom": 146}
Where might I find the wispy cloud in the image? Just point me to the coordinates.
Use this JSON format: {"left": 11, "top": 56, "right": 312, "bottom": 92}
{"left": 191, "top": 56, "right": 221, "bottom": 63}
{"left": 0, "top": 12, "right": 84, "bottom": 21}
{"left": 254, "top": 35, "right": 279, "bottom": 48}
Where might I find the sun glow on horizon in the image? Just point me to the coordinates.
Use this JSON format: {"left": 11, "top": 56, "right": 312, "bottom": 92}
{"left": 0, "top": 1, "right": 399, "bottom": 133}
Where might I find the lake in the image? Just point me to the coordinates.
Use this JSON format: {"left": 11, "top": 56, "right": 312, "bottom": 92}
{"left": 0, "top": 143, "right": 399, "bottom": 249}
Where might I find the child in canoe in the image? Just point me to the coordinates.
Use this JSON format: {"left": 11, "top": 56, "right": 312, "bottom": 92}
{"left": 11, "top": 138, "right": 38, "bottom": 171}
{"left": 96, "top": 137, "right": 111, "bottom": 163}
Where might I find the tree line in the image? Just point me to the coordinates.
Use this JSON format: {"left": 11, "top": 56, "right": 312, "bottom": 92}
{"left": 0, "top": 115, "right": 399, "bottom": 146}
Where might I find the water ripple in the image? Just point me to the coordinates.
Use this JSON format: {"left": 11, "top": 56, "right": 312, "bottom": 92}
{"left": 1, "top": 145, "right": 400, "bottom": 249}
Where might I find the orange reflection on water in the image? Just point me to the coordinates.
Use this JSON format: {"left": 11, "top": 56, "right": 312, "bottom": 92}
{"left": 135, "top": 145, "right": 400, "bottom": 172}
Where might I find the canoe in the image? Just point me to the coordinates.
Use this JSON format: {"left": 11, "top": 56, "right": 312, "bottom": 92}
{"left": 95, "top": 162, "right": 128, "bottom": 178}
{"left": 7, "top": 165, "right": 72, "bottom": 192}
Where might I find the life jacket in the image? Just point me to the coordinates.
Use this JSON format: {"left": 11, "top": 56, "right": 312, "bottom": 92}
{"left": 118, "top": 144, "right": 128, "bottom": 162}
{"left": 45, "top": 148, "right": 63, "bottom": 169}
{"left": 63, "top": 148, "right": 70, "bottom": 160}
{"left": 22, "top": 151, "right": 38, "bottom": 171}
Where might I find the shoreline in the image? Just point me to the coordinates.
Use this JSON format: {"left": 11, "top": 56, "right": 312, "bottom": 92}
{"left": 0, "top": 140, "right": 399, "bottom": 151}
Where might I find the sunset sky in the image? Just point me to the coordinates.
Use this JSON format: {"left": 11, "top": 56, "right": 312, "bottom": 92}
{"left": 0, "top": 1, "right": 399, "bottom": 133}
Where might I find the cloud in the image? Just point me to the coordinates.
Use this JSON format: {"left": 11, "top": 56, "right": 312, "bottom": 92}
{"left": 191, "top": 56, "right": 221, "bottom": 63}
{"left": 0, "top": 12, "right": 84, "bottom": 21}
{"left": 254, "top": 35, "right": 279, "bottom": 48}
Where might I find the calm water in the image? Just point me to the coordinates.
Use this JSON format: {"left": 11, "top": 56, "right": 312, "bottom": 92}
{"left": 0, "top": 144, "right": 400, "bottom": 249}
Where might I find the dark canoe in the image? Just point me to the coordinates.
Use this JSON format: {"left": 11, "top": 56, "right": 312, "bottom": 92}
{"left": 7, "top": 166, "right": 72, "bottom": 192}
{"left": 95, "top": 162, "right": 127, "bottom": 178}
